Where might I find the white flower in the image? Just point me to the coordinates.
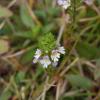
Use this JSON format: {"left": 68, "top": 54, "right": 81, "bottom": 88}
{"left": 57, "top": 46, "right": 65, "bottom": 54}
{"left": 33, "top": 49, "right": 42, "bottom": 63}
{"left": 84, "top": 0, "right": 93, "bottom": 5}
{"left": 57, "top": 0, "right": 71, "bottom": 9}
{"left": 34, "top": 49, "right": 42, "bottom": 59}
{"left": 51, "top": 46, "right": 65, "bottom": 63}
{"left": 51, "top": 50, "right": 60, "bottom": 62}
{"left": 40, "top": 56, "right": 51, "bottom": 68}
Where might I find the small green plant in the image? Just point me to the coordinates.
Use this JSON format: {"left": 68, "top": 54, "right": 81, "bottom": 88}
{"left": 33, "top": 32, "right": 65, "bottom": 68}
{"left": 38, "top": 33, "right": 56, "bottom": 53}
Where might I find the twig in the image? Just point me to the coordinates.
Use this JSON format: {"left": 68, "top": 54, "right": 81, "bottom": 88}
{"left": 35, "top": 80, "right": 56, "bottom": 100}
{"left": 56, "top": 80, "right": 62, "bottom": 100}
{"left": 60, "top": 57, "right": 79, "bottom": 76}
{"left": 56, "top": 23, "right": 65, "bottom": 45}
{"left": 28, "top": 84, "right": 35, "bottom": 100}
{"left": 73, "top": 49, "right": 84, "bottom": 76}
{"left": 41, "top": 77, "right": 49, "bottom": 100}
{"left": 81, "top": 59, "right": 96, "bottom": 69}
{"left": 92, "top": 4, "right": 100, "bottom": 16}
{"left": 25, "top": 0, "right": 42, "bottom": 26}
{"left": 0, "top": 0, "right": 17, "bottom": 30}
{"left": 0, "top": 21, "right": 5, "bottom": 30}
{"left": 56, "top": 9, "right": 66, "bottom": 46}
{"left": 79, "top": 16, "right": 100, "bottom": 22}
{"left": 64, "top": 89, "right": 83, "bottom": 97}
{"left": 2, "top": 46, "right": 33, "bottom": 58}
{"left": 7, "top": 0, "right": 16, "bottom": 8}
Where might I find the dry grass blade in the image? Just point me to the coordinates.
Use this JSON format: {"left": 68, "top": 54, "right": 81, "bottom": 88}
{"left": 60, "top": 57, "right": 79, "bottom": 76}
{"left": 0, "top": 5, "right": 13, "bottom": 18}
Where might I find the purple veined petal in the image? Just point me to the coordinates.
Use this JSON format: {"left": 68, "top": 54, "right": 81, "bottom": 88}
{"left": 39, "top": 56, "right": 51, "bottom": 68}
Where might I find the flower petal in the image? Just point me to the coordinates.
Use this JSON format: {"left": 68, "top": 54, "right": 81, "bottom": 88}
{"left": 40, "top": 56, "right": 51, "bottom": 68}
{"left": 51, "top": 50, "right": 60, "bottom": 62}
{"left": 58, "top": 46, "right": 65, "bottom": 54}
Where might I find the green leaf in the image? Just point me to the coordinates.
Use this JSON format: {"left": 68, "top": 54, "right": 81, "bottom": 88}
{"left": 15, "top": 31, "right": 34, "bottom": 39}
{"left": 0, "top": 5, "right": 13, "bottom": 18}
{"left": 0, "top": 90, "right": 12, "bottom": 100}
{"left": 66, "top": 74, "right": 93, "bottom": 89}
{"left": 96, "top": 0, "right": 100, "bottom": 5}
{"left": 42, "top": 23, "right": 55, "bottom": 33}
{"left": 15, "top": 71, "right": 26, "bottom": 84}
{"left": 47, "top": 7, "right": 60, "bottom": 17}
{"left": 21, "top": 47, "right": 35, "bottom": 64}
{"left": 15, "top": 26, "right": 40, "bottom": 39}
{"left": 35, "top": 10, "right": 47, "bottom": 21}
{"left": 76, "top": 42, "right": 100, "bottom": 59}
{"left": 20, "top": 5, "right": 34, "bottom": 28}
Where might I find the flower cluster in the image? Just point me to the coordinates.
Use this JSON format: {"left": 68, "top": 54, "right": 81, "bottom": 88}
{"left": 57, "top": 0, "right": 71, "bottom": 10}
{"left": 33, "top": 46, "right": 65, "bottom": 68}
